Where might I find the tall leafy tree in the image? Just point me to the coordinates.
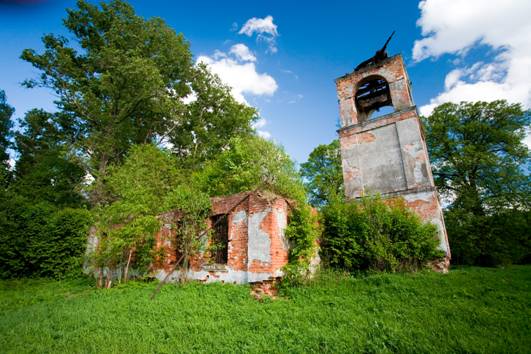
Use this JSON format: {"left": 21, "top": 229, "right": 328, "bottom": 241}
{"left": 21, "top": 0, "right": 193, "bottom": 204}
{"left": 0, "top": 90, "right": 14, "bottom": 186}
{"left": 14, "top": 109, "right": 85, "bottom": 207}
{"left": 21, "top": 0, "right": 255, "bottom": 205}
{"left": 0, "top": 108, "right": 89, "bottom": 279}
{"left": 423, "top": 100, "right": 530, "bottom": 265}
{"left": 197, "top": 135, "right": 307, "bottom": 202}
{"left": 170, "top": 65, "right": 257, "bottom": 169}
{"left": 423, "top": 100, "right": 529, "bottom": 213}
{"left": 300, "top": 139, "right": 344, "bottom": 207}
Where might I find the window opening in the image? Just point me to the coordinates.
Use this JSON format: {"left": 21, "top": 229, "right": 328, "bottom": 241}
{"left": 355, "top": 76, "right": 394, "bottom": 121}
{"left": 210, "top": 214, "right": 228, "bottom": 264}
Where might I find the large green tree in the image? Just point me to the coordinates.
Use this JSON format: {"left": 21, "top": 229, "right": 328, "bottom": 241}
{"left": 21, "top": 0, "right": 255, "bottom": 205}
{"left": 170, "top": 65, "right": 257, "bottom": 169}
{"left": 197, "top": 135, "right": 307, "bottom": 202}
{"left": 423, "top": 100, "right": 529, "bottom": 213}
{"left": 300, "top": 139, "right": 343, "bottom": 207}
{"left": 14, "top": 109, "right": 86, "bottom": 207}
{"left": 423, "top": 100, "right": 530, "bottom": 265}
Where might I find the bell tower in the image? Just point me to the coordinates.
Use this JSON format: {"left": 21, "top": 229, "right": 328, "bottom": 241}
{"left": 336, "top": 49, "right": 450, "bottom": 270}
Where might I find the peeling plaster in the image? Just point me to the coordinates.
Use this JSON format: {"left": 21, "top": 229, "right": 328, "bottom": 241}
{"left": 248, "top": 210, "right": 271, "bottom": 263}
{"left": 274, "top": 208, "right": 289, "bottom": 250}
{"left": 232, "top": 210, "right": 247, "bottom": 225}
{"left": 155, "top": 268, "right": 284, "bottom": 284}
{"left": 336, "top": 55, "right": 450, "bottom": 264}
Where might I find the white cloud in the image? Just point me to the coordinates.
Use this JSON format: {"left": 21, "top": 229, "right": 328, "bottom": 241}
{"left": 239, "top": 15, "right": 278, "bottom": 37}
{"left": 229, "top": 44, "right": 256, "bottom": 62}
{"left": 257, "top": 130, "right": 272, "bottom": 139}
{"left": 414, "top": 0, "right": 531, "bottom": 116}
{"left": 197, "top": 46, "right": 278, "bottom": 104}
{"left": 252, "top": 117, "right": 272, "bottom": 140}
{"left": 239, "top": 15, "right": 279, "bottom": 53}
{"left": 252, "top": 117, "right": 267, "bottom": 129}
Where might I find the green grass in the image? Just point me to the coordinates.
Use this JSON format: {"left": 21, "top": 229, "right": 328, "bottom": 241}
{"left": 1, "top": 266, "right": 530, "bottom": 353}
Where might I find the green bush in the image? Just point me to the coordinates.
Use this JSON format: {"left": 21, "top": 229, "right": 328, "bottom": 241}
{"left": 285, "top": 204, "right": 320, "bottom": 264}
{"left": 446, "top": 208, "right": 530, "bottom": 266}
{"left": 0, "top": 192, "right": 92, "bottom": 279}
{"left": 320, "top": 197, "right": 442, "bottom": 272}
{"left": 31, "top": 208, "right": 92, "bottom": 278}
{"left": 281, "top": 204, "right": 321, "bottom": 287}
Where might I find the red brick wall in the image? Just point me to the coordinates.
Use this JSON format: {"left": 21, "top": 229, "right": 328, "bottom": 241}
{"left": 153, "top": 191, "right": 291, "bottom": 278}
{"left": 227, "top": 200, "right": 249, "bottom": 271}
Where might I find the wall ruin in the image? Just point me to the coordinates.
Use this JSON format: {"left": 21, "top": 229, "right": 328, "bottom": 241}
{"left": 336, "top": 55, "right": 451, "bottom": 269}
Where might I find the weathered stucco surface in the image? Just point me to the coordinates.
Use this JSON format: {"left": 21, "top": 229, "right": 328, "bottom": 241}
{"left": 248, "top": 210, "right": 272, "bottom": 264}
{"left": 336, "top": 55, "right": 413, "bottom": 126}
{"left": 154, "top": 191, "right": 292, "bottom": 284}
{"left": 336, "top": 55, "right": 450, "bottom": 268}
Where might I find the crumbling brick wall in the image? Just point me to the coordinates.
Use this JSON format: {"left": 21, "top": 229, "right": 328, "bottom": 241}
{"left": 335, "top": 55, "right": 450, "bottom": 270}
{"left": 153, "top": 191, "right": 292, "bottom": 283}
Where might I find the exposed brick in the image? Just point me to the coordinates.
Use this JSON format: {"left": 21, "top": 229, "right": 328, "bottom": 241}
{"left": 153, "top": 190, "right": 294, "bottom": 283}
{"left": 336, "top": 54, "right": 450, "bottom": 271}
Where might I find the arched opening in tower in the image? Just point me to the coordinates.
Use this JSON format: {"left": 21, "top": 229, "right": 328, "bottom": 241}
{"left": 355, "top": 75, "right": 394, "bottom": 121}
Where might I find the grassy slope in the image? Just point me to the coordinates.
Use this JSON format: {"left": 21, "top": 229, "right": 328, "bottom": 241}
{"left": 0, "top": 266, "right": 530, "bottom": 353}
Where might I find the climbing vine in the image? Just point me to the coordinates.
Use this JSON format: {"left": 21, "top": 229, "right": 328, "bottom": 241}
{"left": 283, "top": 203, "right": 321, "bottom": 285}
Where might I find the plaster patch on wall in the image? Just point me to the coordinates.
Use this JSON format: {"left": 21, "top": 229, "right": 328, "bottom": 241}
{"left": 414, "top": 159, "right": 424, "bottom": 183}
{"left": 274, "top": 208, "right": 289, "bottom": 250}
{"left": 248, "top": 210, "right": 271, "bottom": 263}
{"left": 155, "top": 268, "right": 284, "bottom": 284}
{"left": 232, "top": 210, "right": 247, "bottom": 225}
{"left": 403, "top": 191, "right": 449, "bottom": 253}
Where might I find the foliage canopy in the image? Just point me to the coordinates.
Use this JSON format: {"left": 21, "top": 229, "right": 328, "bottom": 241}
{"left": 321, "top": 197, "right": 442, "bottom": 272}
{"left": 300, "top": 139, "right": 343, "bottom": 207}
{"left": 423, "top": 100, "right": 530, "bottom": 213}
{"left": 21, "top": 0, "right": 256, "bottom": 205}
{"left": 423, "top": 100, "right": 530, "bottom": 265}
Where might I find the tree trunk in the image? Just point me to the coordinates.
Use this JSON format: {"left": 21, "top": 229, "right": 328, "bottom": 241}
{"left": 89, "top": 154, "right": 110, "bottom": 207}
{"left": 105, "top": 268, "right": 112, "bottom": 289}
{"left": 149, "top": 254, "right": 184, "bottom": 300}
{"left": 123, "top": 248, "right": 134, "bottom": 283}
{"left": 97, "top": 268, "right": 103, "bottom": 288}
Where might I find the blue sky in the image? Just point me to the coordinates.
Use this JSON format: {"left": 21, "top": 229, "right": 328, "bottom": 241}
{"left": 1, "top": 0, "right": 530, "bottom": 164}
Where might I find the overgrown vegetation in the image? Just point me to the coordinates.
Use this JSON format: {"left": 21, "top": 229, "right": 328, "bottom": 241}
{"left": 320, "top": 197, "right": 443, "bottom": 272}
{"left": 19, "top": 0, "right": 257, "bottom": 206}
{"left": 300, "top": 139, "right": 343, "bottom": 207}
{"left": 196, "top": 135, "right": 307, "bottom": 202}
{"left": 88, "top": 145, "right": 214, "bottom": 287}
{"left": 0, "top": 198, "right": 92, "bottom": 279}
{"left": 0, "top": 0, "right": 258, "bottom": 281}
{"left": 196, "top": 135, "right": 320, "bottom": 277}
{"left": 0, "top": 0, "right": 529, "bottom": 290}
{"left": 1, "top": 266, "right": 530, "bottom": 353}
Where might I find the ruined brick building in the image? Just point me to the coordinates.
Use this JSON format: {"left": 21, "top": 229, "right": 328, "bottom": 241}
{"left": 335, "top": 53, "right": 451, "bottom": 270}
{"left": 154, "top": 191, "right": 294, "bottom": 284}
{"left": 87, "top": 48, "right": 449, "bottom": 283}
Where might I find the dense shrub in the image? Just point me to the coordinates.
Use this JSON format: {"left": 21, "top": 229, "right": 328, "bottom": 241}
{"left": 320, "top": 197, "right": 443, "bottom": 272}
{"left": 0, "top": 191, "right": 30, "bottom": 278}
{"left": 30, "top": 207, "right": 92, "bottom": 278}
{"left": 281, "top": 204, "right": 321, "bottom": 287}
{"left": 446, "top": 208, "right": 530, "bottom": 266}
{"left": 285, "top": 205, "right": 320, "bottom": 264}
{"left": 0, "top": 192, "right": 92, "bottom": 279}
